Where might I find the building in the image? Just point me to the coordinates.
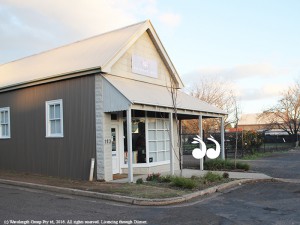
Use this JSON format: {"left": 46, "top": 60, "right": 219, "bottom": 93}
{"left": 238, "top": 113, "right": 285, "bottom": 132}
{"left": 238, "top": 113, "right": 266, "bottom": 131}
{"left": 0, "top": 20, "right": 226, "bottom": 181}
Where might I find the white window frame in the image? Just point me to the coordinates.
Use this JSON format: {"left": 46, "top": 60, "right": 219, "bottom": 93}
{"left": 147, "top": 118, "right": 170, "bottom": 163}
{"left": 0, "top": 107, "right": 11, "bottom": 139}
{"left": 45, "top": 99, "right": 64, "bottom": 138}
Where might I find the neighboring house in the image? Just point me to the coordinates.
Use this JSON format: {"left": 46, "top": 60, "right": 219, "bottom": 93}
{"left": 238, "top": 113, "right": 283, "bottom": 132}
{"left": 0, "top": 20, "right": 226, "bottom": 181}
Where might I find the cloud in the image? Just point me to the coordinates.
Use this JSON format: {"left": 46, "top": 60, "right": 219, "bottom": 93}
{"left": 182, "top": 63, "right": 288, "bottom": 82}
{"left": 159, "top": 12, "right": 181, "bottom": 28}
{"left": 238, "top": 83, "right": 288, "bottom": 101}
{"left": 0, "top": 0, "right": 182, "bottom": 64}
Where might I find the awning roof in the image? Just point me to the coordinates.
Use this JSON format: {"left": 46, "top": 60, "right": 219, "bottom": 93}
{"left": 103, "top": 75, "right": 226, "bottom": 116}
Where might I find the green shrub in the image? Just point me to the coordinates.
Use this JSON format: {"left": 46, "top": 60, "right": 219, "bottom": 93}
{"left": 159, "top": 175, "right": 173, "bottom": 183}
{"left": 136, "top": 178, "right": 144, "bottom": 184}
{"left": 170, "top": 176, "right": 198, "bottom": 189}
{"left": 146, "top": 173, "right": 161, "bottom": 182}
{"left": 204, "top": 159, "right": 233, "bottom": 170}
{"left": 204, "top": 159, "right": 250, "bottom": 171}
{"left": 236, "top": 162, "right": 250, "bottom": 171}
{"left": 203, "top": 172, "right": 222, "bottom": 182}
{"left": 191, "top": 175, "right": 199, "bottom": 180}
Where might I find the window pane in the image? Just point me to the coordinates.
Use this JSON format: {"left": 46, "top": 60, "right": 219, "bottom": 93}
{"left": 4, "top": 111, "right": 8, "bottom": 123}
{"left": 0, "top": 112, "right": 4, "bottom": 123}
{"left": 55, "top": 104, "right": 60, "bottom": 118}
{"left": 50, "top": 120, "right": 56, "bottom": 134}
{"left": 1, "top": 125, "right": 5, "bottom": 136}
{"left": 164, "top": 121, "right": 169, "bottom": 129}
{"left": 49, "top": 105, "right": 55, "bottom": 119}
{"left": 149, "top": 152, "right": 157, "bottom": 163}
{"left": 5, "top": 125, "right": 8, "bottom": 136}
{"left": 165, "top": 151, "right": 170, "bottom": 160}
{"left": 149, "top": 141, "right": 156, "bottom": 152}
{"left": 148, "top": 119, "right": 156, "bottom": 129}
{"left": 55, "top": 120, "right": 61, "bottom": 133}
{"left": 148, "top": 130, "right": 156, "bottom": 140}
{"left": 157, "top": 141, "right": 164, "bottom": 150}
{"left": 158, "top": 151, "right": 165, "bottom": 162}
{"left": 166, "top": 141, "right": 170, "bottom": 150}
{"left": 165, "top": 131, "right": 170, "bottom": 140}
{"left": 157, "top": 130, "right": 164, "bottom": 140}
{"left": 157, "top": 119, "right": 163, "bottom": 129}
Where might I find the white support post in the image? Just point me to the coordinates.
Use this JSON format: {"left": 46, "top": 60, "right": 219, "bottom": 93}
{"left": 127, "top": 109, "right": 133, "bottom": 182}
{"left": 199, "top": 115, "right": 204, "bottom": 171}
{"left": 169, "top": 112, "right": 174, "bottom": 175}
{"left": 221, "top": 116, "right": 225, "bottom": 160}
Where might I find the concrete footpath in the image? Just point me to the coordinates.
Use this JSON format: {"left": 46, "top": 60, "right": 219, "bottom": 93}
{"left": 0, "top": 169, "right": 273, "bottom": 206}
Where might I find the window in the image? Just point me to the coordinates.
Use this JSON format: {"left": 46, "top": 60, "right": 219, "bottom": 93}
{"left": 46, "top": 99, "right": 63, "bottom": 137}
{"left": 0, "top": 107, "right": 10, "bottom": 139}
{"left": 148, "top": 118, "right": 170, "bottom": 163}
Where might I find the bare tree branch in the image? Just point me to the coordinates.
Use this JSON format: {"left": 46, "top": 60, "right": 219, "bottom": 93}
{"left": 259, "top": 80, "right": 300, "bottom": 135}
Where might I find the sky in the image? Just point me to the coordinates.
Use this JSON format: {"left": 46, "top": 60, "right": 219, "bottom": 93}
{"left": 1, "top": 0, "right": 300, "bottom": 114}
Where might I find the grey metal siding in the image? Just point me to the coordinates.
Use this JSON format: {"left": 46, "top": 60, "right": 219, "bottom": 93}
{"left": 0, "top": 75, "right": 96, "bottom": 180}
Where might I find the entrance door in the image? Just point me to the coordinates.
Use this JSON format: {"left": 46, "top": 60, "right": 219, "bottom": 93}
{"left": 111, "top": 126, "right": 119, "bottom": 174}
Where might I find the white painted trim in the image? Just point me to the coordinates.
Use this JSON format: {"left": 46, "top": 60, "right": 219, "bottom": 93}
{"left": 199, "top": 115, "right": 204, "bottom": 171}
{"left": 121, "top": 160, "right": 170, "bottom": 168}
{"left": 45, "top": 99, "right": 64, "bottom": 138}
{"left": 111, "top": 124, "right": 121, "bottom": 174}
{"left": 127, "top": 109, "right": 133, "bottom": 182}
{"left": 0, "top": 107, "right": 11, "bottom": 139}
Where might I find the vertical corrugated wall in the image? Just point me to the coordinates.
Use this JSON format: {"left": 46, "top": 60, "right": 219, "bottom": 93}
{"left": 0, "top": 75, "right": 96, "bottom": 180}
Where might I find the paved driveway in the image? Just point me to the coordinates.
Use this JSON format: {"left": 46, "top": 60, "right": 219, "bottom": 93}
{"left": 245, "top": 150, "right": 300, "bottom": 179}
{"left": 1, "top": 150, "right": 300, "bottom": 225}
{"left": 1, "top": 181, "right": 300, "bottom": 225}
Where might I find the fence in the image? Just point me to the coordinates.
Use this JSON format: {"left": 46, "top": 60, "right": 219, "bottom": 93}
{"left": 181, "top": 132, "right": 299, "bottom": 159}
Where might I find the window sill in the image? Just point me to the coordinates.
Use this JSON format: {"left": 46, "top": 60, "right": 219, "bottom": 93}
{"left": 45, "top": 135, "right": 64, "bottom": 138}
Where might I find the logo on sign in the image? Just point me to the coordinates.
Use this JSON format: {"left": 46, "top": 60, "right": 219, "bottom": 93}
{"left": 192, "top": 135, "right": 220, "bottom": 159}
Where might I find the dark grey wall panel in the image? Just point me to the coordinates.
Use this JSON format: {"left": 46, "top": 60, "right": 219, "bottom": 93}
{"left": 0, "top": 75, "right": 96, "bottom": 180}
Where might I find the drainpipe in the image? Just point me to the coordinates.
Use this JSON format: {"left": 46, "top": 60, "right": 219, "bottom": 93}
{"left": 221, "top": 116, "right": 225, "bottom": 160}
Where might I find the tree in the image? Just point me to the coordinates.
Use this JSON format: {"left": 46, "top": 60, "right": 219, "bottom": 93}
{"left": 167, "top": 75, "right": 182, "bottom": 174}
{"left": 260, "top": 80, "right": 300, "bottom": 135}
{"left": 182, "top": 76, "right": 240, "bottom": 134}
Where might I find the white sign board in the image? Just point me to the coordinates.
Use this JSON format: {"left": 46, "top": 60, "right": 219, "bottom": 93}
{"left": 132, "top": 54, "right": 158, "bottom": 78}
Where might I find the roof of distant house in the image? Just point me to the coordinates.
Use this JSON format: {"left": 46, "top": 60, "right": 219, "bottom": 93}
{"left": 239, "top": 113, "right": 266, "bottom": 125}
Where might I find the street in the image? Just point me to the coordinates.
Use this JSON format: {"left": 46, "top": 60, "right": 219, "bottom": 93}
{"left": 1, "top": 150, "right": 300, "bottom": 225}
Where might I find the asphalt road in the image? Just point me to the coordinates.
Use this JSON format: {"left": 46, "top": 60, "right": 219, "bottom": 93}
{"left": 1, "top": 150, "right": 300, "bottom": 225}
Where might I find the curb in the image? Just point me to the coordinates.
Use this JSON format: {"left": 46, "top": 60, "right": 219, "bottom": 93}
{"left": 0, "top": 178, "right": 273, "bottom": 206}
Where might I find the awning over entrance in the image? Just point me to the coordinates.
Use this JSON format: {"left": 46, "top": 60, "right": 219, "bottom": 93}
{"left": 103, "top": 75, "right": 226, "bottom": 117}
